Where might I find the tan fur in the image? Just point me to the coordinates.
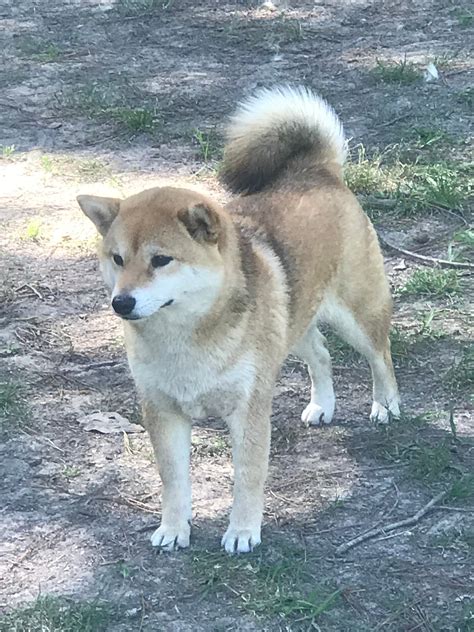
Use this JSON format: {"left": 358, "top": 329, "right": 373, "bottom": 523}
{"left": 78, "top": 86, "right": 400, "bottom": 553}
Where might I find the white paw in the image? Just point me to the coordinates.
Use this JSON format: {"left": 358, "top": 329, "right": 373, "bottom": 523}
{"left": 150, "top": 522, "right": 190, "bottom": 551}
{"left": 221, "top": 526, "right": 261, "bottom": 554}
{"left": 301, "top": 400, "right": 335, "bottom": 426}
{"left": 370, "top": 399, "right": 400, "bottom": 424}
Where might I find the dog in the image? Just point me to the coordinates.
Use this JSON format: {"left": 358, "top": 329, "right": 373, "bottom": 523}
{"left": 78, "top": 86, "right": 400, "bottom": 554}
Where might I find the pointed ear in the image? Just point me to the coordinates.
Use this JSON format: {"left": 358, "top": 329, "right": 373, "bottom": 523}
{"left": 178, "top": 203, "right": 220, "bottom": 244}
{"left": 77, "top": 195, "right": 121, "bottom": 236}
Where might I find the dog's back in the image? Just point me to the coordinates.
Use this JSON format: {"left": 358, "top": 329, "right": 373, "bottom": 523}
{"left": 219, "top": 88, "right": 379, "bottom": 344}
{"left": 219, "top": 86, "right": 400, "bottom": 425}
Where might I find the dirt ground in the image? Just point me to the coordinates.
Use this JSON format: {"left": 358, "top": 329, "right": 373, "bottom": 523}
{"left": 0, "top": 0, "right": 473, "bottom": 630}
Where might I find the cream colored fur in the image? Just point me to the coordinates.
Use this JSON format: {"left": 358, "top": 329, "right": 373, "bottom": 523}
{"left": 78, "top": 86, "right": 400, "bottom": 555}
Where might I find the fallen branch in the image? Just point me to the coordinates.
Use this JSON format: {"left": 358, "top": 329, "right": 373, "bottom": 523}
{"left": 335, "top": 490, "right": 447, "bottom": 555}
{"left": 434, "top": 505, "right": 474, "bottom": 513}
{"left": 378, "top": 234, "right": 474, "bottom": 270}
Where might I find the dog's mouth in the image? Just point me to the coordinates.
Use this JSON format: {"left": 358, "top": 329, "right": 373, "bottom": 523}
{"left": 118, "top": 299, "right": 174, "bottom": 321}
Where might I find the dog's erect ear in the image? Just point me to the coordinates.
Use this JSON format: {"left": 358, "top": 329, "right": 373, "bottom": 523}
{"left": 178, "top": 203, "right": 220, "bottom": 244}
{"left": 77, "top": 195, "right": 121, "bottom": 236}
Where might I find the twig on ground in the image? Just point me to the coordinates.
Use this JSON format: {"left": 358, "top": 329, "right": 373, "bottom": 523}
{"left": 335, "top": 490, "right": 447, "bottom": 555}
{"left": 431, "top": 206, "right": 469, "bottom": 226}
{"left": 43, "top": 436, "right": 65, "bottom": 453}
{"left": 374, "top": 596, "right": 426, "bottom": 631}
{"left": 269, "top": 489, "right": 299, "bottom": 504}
{"left": 374, "top": 114, "right": 411, "bottom": 129}
{"left": 87, "top": 493, "right": 160, "bottom": 514}
{"left": 63, "top": 360, "right": 122, "bottom": 373}
{"left": 378, "top": 234, "right": 474, "bottom": 270}
{"left": 15, "top": 283, "right": 44, "bottom": 299}
{"left": 434, "top": 506, "right": 474, "bottom": 513}
{"left": 361, "top": 196, "right": 398, "bottom": 209}
{"left": 273, "top": 464, "right": 404, "bottom": 492}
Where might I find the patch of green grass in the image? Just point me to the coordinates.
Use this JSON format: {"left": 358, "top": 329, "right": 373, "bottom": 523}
{"left": 372, "top": 58, "right": 420, "bottom": 84}
{"left": 457, "top": 599, "right": 474, "bottom": 632}
{"left": 405, "top": 442, "right": 453, "bottom": 481}
{"left": 448, "top": 229, "right": 474, "bottom": 263}
{"left": 448, "top": 474, "right": 474, "bottom": 503}
{"left": 0, "top": 381, "right": 23, "bottom": 419}
{"left": 346, "top": 143, "right": 471, "bottom": 217}
{"left": 193, "top": 128, "right": 222, "bottom": 163}
{"left": 0, "top": 596, "right": 110, "bottom": 632}
{"left": 116, "top": 560, "right": 137, "bottom": 579}
{"left": 66, "top": 85, "right": 160, "bottom": 134}
{"left": 453, "top": 229, "right": 474, "bottom": 249}
{"left": 274, "top": 16, "right": 305, "bottom": 43}
{"left": 192, "top": 547, "right": 340, "bottom": 622}
{"left": 415, "top": 307, "right": 446, "bottom": 339}
{"left": 115, "top": 0, "right": 172, "bottom": 15}
{"left": 62, "top": 466, "right": 81, "bottom": 480}
{"left": 110, "top": 107, "right": 159, "bottom": 132}
{"left": 16, "top": 37, "right": 61, "bottom": 62}
{"left": 39, "top": 155, "right": 110, "bottom": 182}
{"left": 427, "top": 528, "right": 474, "bottom": 554}
{"left": 429, "top": 53, "right": 457, "bottom": 70}
{"left": 389, "top": 311, "right": 446, "bottom": 361}
{"left": 388, "top": 326, "right": 411, "bottom": 360}
{"left": 374, "top": 413, "right": 455, "bottom": 480}
{"left": 34, "top": 43, "right": 61, "bottom": 63}
{"left": 453, "top": 8, "right": 473, "bottom": 27}
{"left": 444, "top": 346, "right": 474, "bottom": 394}
{"left": 70, "top": 86, "right": 113, "bottom": 116}
{"left": 408, "top": 162, "right": 472, "bottom": 212}
{"left": 457, "top": 87, "right": 473, "bottom": 110}
{"left": 192, "top": 434, "right": 229, "bottom": 457}
{"left": 344, "top": 145, "right": 386, "bottom": 195}
{"left": 77, "top": 159, "right": 110, "bottom": 181}
{"left": 24, "top": 217, "right": 42, "bottom": 240}
{"left": 400, "top": 268, "right": 460, "bottom": 298}
{"left": 372, "top": 410, "right": 474, "bottom": 485}
{"left": 322, "top": 330, "right": 361, "bottom": 365}
{"left": 1, "top": 144, "right": 15, "bottom": 159}
{"left": 412, "top": 127, "right": 448, "bottom": 149}
{"left": 40, "top": 155, "right": 54, "bottom": 172}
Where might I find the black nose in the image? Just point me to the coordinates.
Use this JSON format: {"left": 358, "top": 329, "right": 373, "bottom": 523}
{"left": 112, "top": 294, "right": 136, "bottom": 316}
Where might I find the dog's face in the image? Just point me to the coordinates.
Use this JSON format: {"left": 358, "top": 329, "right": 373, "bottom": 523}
{"left": 78, "top": 187, "right": 226, "bottom": 321}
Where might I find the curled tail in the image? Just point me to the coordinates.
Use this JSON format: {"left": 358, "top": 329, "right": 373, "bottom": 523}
{"left": 220, "top": 85, "right": 346, "bottom": 195}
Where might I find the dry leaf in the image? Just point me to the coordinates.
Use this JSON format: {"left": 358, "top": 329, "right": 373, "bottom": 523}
{"left": 78, "top": 411, "right": 144, "bottom": 434}
{"left": 394, "top": 259, "right": 407, "bottom": 271}
{"left": 424, "top": 62, "right": 439, "bottom": 82}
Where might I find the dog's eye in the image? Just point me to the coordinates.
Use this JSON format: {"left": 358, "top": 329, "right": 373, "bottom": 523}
{"left": 113, "top": 254, "right": 124, "bottom": 266}
{"left": 151, "top": 255, "right": 173, "bottom": 268}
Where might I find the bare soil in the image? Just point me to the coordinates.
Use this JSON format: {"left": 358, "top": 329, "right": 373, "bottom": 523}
{"left": 0, "top": 1, "right": 472, "bottom": 630}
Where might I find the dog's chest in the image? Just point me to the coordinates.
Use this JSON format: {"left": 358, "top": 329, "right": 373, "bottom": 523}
{"left": 127, "top": 335, "right": 255, "bottom": 419}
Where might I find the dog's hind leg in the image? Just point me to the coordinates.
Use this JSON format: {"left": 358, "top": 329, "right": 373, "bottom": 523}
{"left": 294, "top": 323, "right": 335, "bottom": 426}
{"left": 319, "top": 297, "right": 400, "bottom": 424}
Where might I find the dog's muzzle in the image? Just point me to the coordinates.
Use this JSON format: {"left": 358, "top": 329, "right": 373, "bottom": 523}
{"left": 112, "top": 294, "right": 136, "bottom": 317}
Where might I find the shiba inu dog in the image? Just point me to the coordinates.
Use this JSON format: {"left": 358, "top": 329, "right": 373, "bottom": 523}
{"left": 78, "top": 86, "right": 400, "bottom": 554}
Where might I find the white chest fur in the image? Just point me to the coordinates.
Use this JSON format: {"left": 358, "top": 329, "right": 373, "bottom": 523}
{"left": 124, "top": 320, "right": 255, "bottom": 420}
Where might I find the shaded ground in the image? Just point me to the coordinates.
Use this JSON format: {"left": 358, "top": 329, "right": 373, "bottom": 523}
{"left": 0, "top": 0, "right": 473, "bottom": 630}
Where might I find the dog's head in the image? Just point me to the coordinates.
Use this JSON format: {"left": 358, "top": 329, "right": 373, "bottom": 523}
{"left": 78, "top": 187, "right": 226, "bottom": 322}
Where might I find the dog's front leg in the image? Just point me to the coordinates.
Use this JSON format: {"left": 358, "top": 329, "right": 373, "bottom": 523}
{"left": 144, "top": 404, "right": 192, "bottom": 551}
{"left": 222, "top": 391, "right": 272, "bottom": 553}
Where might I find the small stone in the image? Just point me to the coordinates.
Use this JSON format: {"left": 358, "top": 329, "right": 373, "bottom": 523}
{"left": 414, "top": 232, "right": 430, "bottom": 244}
